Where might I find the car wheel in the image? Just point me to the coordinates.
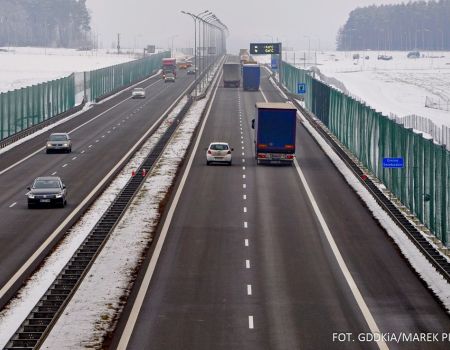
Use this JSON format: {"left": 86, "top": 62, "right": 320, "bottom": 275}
{"left": 228, "top": 160, "right": 232, "bottom": 166}
{"left": 28, "top": 203, "right": 34, "bottom": 209}
{"left": 46, "top": 150, "right": 49, "bottom": 154}
{"left": 206, "top": 161, "right": 211, "bottom": 166}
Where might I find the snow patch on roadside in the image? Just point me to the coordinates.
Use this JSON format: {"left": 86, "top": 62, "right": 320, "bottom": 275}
{"left": 0, "top": 97, "right": 188, "bottom": 349}
{"left": 41, "top": 94, "right": 210, "bottom": 349}
{"left": 300, "top": 115, "right": 450, "bottom": 312}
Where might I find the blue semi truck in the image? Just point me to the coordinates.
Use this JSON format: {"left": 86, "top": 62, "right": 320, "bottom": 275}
{"left": 242, "top": 64, "right": 260, "bottom": 91}
{"left": 252, "top": 102, "right": 297, "bottom": 164}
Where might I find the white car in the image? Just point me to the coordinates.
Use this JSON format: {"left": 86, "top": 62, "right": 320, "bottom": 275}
{"left": 131, "top": 87, "right": 145, "bottom": 99}
{"left": 206, "top": 142, "right": 233, "bottom": 165}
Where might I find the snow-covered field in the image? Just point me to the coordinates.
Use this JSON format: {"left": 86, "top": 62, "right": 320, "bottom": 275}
{"left": 0, "top": 47, "right": 137, "bottom": 93}
{"left": 258, "top": 51, "right": 450, "bottom": 128}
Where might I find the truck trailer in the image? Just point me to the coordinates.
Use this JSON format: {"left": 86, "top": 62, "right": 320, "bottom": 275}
{"left": 252, "top": 102, "right": 297, "bottom": 164}
{"left": 222, "top": 63, "right": 241, "bottom": 88}
{"left": 242, "top": 64, "right": 260, "bottom": 91}
{"left": 162, "top": 58, "right": 177, "bottom": 77}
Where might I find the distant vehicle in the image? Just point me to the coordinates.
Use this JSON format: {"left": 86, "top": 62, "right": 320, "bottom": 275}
{"left": 252, "top": 102, "right": 297, "bottom": 165}
{"left": 187, "top": 67, "right": 196, "bottom": 75}
{"left": 131, "top": 87, "right": 145, "bottom": 99}
{"left": 353, "top": 53, "right": 360, "bottom": 59}
{"left": 162, "top": 57, "right": 177, "bottom": 77}
{"left": 223, "top": 63, "right": 241, "bottom": 88}
{"left": 185, "top": 60, "right": 193, "bottom": 67}
{"left": 164, "top": 72, "right": 176, "bottom": 83}
{"left": 206, "top": 142, "right": 233, "bottom": 165}
{"left": 242, "top": 64, "right": 260, "bottom": 91}
{"left": 27, "top": 176, "right": 67, "bottom": 208}
{"left": 46, "top": 133, "right": 72, "bottom": 153}
{"left": 178, "top": 61, "right": 188, "bottom": 69}
{"left": 239, "top": 48, "right": 250, "bottom": 64}
{"left": 407, "top": 51, "right": 420, "bottom": 58}
{"left": 377, "top": 54, "right": 393, "bottom": 60}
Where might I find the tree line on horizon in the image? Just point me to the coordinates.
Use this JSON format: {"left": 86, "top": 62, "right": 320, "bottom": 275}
{"left": 0, "top": 0, "right": 91, "bottom": 48}
{"left": 336, "top": 0, "right": 450, "bottom": 51}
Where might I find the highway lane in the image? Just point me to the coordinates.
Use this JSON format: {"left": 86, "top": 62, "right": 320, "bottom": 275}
{"left": 0, "top": 70, "right": 193, "bottom": 301}
{"left": 257, "top": 70, "right": 450, "bottom": 346}
{"left": 114, "top": 66, "right": 450, "bottom": 350}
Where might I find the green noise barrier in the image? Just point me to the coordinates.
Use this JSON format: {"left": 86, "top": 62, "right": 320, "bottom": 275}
{"left": 281, "top": 62, "right": 449, "bottom": 246}
{"left": 0, "top": 52, "right": 170, "bottom": 142}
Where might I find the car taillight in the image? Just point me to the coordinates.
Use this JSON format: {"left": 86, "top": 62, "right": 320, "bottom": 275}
{"left": 286, "top": 154, "right": 294, "bottom": 159}
{"left": 207, "top": 150, "right": 212, "bottom": 154}
{"left": 258, "top": 153, "right": 267, "bottom": 158}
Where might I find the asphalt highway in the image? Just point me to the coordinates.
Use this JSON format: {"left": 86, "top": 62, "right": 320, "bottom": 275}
{"left": 0, "top": 70, "right": 194, "bottom": 305}
{"left": 114, "top": 67, "right": 450, "bottom": 350}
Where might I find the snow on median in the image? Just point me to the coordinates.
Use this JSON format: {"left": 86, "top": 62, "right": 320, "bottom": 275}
{"left": 39, "top": 96, "right": 210, "bottom": 348}
{"left": 0, "top": 96, "right": 189, "bottom": 348}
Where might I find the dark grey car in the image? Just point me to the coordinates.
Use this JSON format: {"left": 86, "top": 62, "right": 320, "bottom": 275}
{"left": 46, "top": 133, "right": 72, "bottom": 153}
{"left": 27, "top": 176, "right": 67, "bottom": 208}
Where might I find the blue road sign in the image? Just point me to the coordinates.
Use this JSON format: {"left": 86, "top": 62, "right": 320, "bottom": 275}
{"left": 271, "top": 55, "right": 278, "bottom": 69}
{"left": 297, "top": 83, "right": 306, "bottom": 94}
{"left": 383, "top": 157, "right": 404, "bottom": 168}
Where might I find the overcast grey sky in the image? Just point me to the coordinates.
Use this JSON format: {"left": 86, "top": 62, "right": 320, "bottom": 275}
{"left": 86, "top": 0, "right": 402, "bottom": 52}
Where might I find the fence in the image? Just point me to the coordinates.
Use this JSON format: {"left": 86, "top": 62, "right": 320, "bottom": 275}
{"left": 281, "top": 62, "right": 449, "bottom": 246}
{"left": 0, "top": 52, "right": 170, "bottom": 141}
{"left": 390, "top": 114, "right": 450, "bottom": 151}
{"left": 0, "top": 76, "right": 75, "bottom": 140}
{"left": 425, "top": 96, "right": 450, "bottom": 112}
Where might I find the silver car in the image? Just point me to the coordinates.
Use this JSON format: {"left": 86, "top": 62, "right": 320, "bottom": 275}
{"left": 46, "top": 133, "right": 72, "bottom": 153}
{"left": 132, "top": 87, "right": 146, "bottom": 99}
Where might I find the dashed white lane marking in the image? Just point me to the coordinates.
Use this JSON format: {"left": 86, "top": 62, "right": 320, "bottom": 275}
{"left": 243, "top": 194, "right": 247, "bottom": 200}
{"left": 243, "top": 207, "right": 247, "bottom": 213}
{"left": 107, "top": 131, "right": 111, "bottom": 134}
{"left": 243, "top": 184, "right": 246, "bottom": 189}
{"left": 62, "top": 164, "right": 68, "bottom": 168}
{"left": 81, "top": 150, "right": 85, "bottom": 154}
{"left": 242, "top": 166, "right": 246, "bottom": 170}
{"left": 102, "top": 135, "right": 105, "bottom": 138}
{"left": 241, "top": 141, "right": 244, "bottom": 144}
{"left": 241, "top": 135, "right": 243, "bottom": 139}
{"left": 117, "top": 123, "right": 121, "bottom": 126}
{"left": 242, "top": 159, "right": 245, "bottom": 163}
{"left": 9, "top": 202, "right": 17, "bottom": 208}
{"left": 51, "top": 171, "right": 57, "bottom": 175}
{"left": 95, "top": 140, "right": 99, "bottom": 143}
{"left": 88, "top": 145, "right": 93, "bottom": 148}
{"left": 243, "top": 174, "right": 246, "bottom": 179}
{"left": 245, "top": 239, "right": 249, "bottom": 247}
{"left": 72, "top": 157, "right": 77, "bottom": 160}
{"left": 113, "top": 126, "right": 116, "bottom": 130}
{"left": 244, "top": 222, "right": 248, "bottom": 228}
{"left": 249, "top": 316, "right": 254, "bottom": 329}
{"left": 247, "top": 284, "right": 252, "bottom": 296}
{"left": 246, "top": 260, "right": 251, "bottom": 269}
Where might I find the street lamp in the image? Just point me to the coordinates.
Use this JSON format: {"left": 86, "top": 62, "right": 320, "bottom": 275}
{"left": 168, "top": 34, "right": 178, "bottom": 56}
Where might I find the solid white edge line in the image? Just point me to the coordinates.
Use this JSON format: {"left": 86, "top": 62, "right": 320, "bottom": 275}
{"left": 116, "top": 69, "right": 223, "bottom": 350}
{"left": 0, "top": 79, "right": 194, "bottom": 301}
{"left": 293, "top": 158, "right": 388, "bottom": 350}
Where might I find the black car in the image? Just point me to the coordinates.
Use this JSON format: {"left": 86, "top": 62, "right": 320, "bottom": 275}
{"left": 27, "top": 176, "right": 67, "bottom": 208}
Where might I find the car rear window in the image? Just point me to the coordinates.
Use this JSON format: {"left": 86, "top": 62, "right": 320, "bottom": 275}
{"left": 210, "top": 144, "right": 228, "bottom": 150}
{"left": 34, "top": 180, "right": 60, "bottom": 189}
{"left": 49, "top": 134, "right": 68, "bottom": 141}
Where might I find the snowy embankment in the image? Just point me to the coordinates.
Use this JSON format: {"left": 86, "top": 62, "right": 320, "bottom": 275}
{"left": 257, "top": 51, "right": 450, "bottom": 128}
{"left": 268, "top": 72, "right": 450, "bottom": 313}
{"left": 0, "top": 93, "right": 189, "bottom": 347}
{"left": 0, "top": 47, "right": 136, "bottom": 93}
{"left": 0, "top": 58, "right": 220, "bottom": 348}
{"left": 41, "top": 91, "right": 214, "bottom": 348}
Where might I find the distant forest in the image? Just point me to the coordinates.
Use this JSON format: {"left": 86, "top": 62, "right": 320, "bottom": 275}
{"left": 336, "top": 0, "right": 450, "bottom": 51}
{"left": 0, "top": 0, "right": 91, "bottom": 48}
